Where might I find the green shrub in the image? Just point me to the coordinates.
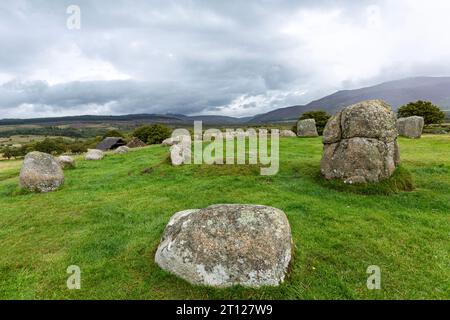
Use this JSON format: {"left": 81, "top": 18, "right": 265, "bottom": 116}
{"left": 398, "top": 100, "right": 445, "bottom": 125}
{"left": 102, "top": 129, "right": 125, "bottom": 139}
{"left": 298, "top": 110, "right": 331, "bottom": 135}
{"left": 33, "top": 138, "right": 67, "bottom": 155}
{"left": 132, "top": 124, "right": 171, "bottom": 144}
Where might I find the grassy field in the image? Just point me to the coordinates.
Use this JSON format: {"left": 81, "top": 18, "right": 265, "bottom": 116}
{"left": 0, "top": 135, "right": 449, "bottom": 299}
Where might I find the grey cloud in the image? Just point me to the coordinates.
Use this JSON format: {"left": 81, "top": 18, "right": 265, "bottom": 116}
{"left": 0, "top": 0, "right": 449, "bottom": 118}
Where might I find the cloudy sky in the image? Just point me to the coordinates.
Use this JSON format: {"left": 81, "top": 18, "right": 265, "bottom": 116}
{"left": 1, "top": 0, "right": 450, "bottom": 119}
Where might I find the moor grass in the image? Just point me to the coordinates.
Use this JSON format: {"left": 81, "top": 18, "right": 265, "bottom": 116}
{"left": 0, "top": 135, "right": 449, "bottom": 299}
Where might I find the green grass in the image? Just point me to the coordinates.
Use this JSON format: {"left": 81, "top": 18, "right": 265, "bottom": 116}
{"left": 0, "top": 135, "right": 449, "bottom": 299}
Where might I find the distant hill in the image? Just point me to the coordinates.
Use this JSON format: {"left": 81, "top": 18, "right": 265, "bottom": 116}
{"left": 248, "top": 77, "right": 450, "bottom": 123}
{"left": 1, "top": 77, "right": 450, "bottom": 126}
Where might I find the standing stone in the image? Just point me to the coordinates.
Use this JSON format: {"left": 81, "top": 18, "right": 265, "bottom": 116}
{"left": 56, "top": 155, "right": 76, "bottom": 169}
{"left": 397, "top": 116, "right": 424, "bottom": 138}
{"left": 20, "top": 152, "right": 64, "bottom": 192}
{"left": 114, "top": 146, "right": 130, "bottom": 154}
{"left": 297, "top": 119, "right": 319, "bottom": 137}
{"left": 155, "top": 204, "right": 292, "bottom": 287}
{"left": 321, "top": 100, "right": 400, "bottom": 184}
{"left": 85, "top": 149, "right": 104, "bottom": 160}
{"left": 280, "top": 130, "right": 297, "bottom": 137}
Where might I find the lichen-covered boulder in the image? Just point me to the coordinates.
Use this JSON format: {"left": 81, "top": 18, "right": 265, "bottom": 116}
{"left": 56, "top": 155, "right": 75, "bottom": 169}
{"left": 280, "top": 130, "right": 297, "bottom": 137}
{"left": 155, "top": 204, "right": 292, "bottom": 287}
{"left": 397, "top": 116, "right": 424, "bottom": 138}
{"left": 85, "top": 149, "right": 104, "bottom": 160}
{"left": 20, "top": 152, "right": 64, "bottom": 192}
{"left": 297, "top": 119, "right": 319, "bottom": 137}
{"left": 114, "top": 146, "right": 130, "bottom": 154}
{"left": 321, "top": 100, "right": 400, "bottom": 184}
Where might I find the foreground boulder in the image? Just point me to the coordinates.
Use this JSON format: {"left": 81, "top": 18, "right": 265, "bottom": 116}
{"left": 397, "top": 116, "right": 424, "bottom": 138}
{"left": 297, "top": 119, "right": 319, "bottom": 137}
{"left": 85, "top": 149, "right": 104, "bottom": 160}
{"left": 280, "top": 130, "right": 297, "bottom": 137}
{"left": 20, "top": 152, "right": 64, "bottom": 192}
{"left": 56, "top": 155, "right": 75, "bottom": 169}
{"left": 321, "top": 100, "right": 400, "bottom": 184}
{"left": 114, "top": 146, "right": 130, "bottom": 154}
{"left": 155, "top": 204, "right": 292, "bottom": 287}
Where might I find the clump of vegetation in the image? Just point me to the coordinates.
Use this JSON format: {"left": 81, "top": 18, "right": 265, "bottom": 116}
{"left": 296, "top": 110, "right": 331, "bottom": 135}
{"left": 132, "top": 124, "right": 171, "bottom": 144}
{"left": 398, "top": 100, "right": 445, "bottom": 124}
{"left": 317, "top": 166, "right": 415, "bottom": 195}
{"left": 102, "top": 129, "right": 125, "bottom": 139}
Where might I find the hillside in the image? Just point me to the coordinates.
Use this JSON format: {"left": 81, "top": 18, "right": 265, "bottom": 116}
{"left": 1, "top": 77, "right": 450, "bottom": 126}
{"left": 249, "top": 77, "right": 450, "bottom": 123}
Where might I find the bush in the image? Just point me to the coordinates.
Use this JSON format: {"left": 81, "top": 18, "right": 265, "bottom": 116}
{"left": 67, "top": 140, "right": 88, "bottom": 154}
{"left": 102, "top": 129, "right": 125, "bottom": 139}
{"left": 1, "top": 145, "right": 28, "bottom": 159}
{"left": 298, "top": 111, "right": 331, "bottom": 135}
{"left": 33, "top": 138, "right": 67, "bottom": 155}
{"left": 398, "top": 100, "right": 445, "bottom": 125}
{"left": 132, "top": 125, "right": 171, "bottom": 144}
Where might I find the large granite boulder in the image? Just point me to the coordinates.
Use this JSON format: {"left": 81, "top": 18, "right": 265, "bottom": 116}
{"left": 85, "top": 149, "right": 104, "bottom": 160}
{"left": 321, "top": 100, "right": 400, "bottom": 184}
{"left": 20, "top": 152, "right": 64, "bottom": 192}
{"left": 297, "top": 119, "right": 319, "bottom": 137}
{"left": 155, "top": 204, "right": 292, "bottom": 287}
{"left": 56, "top": 155, "right": 75, "bottom": 169}
{"left": 397, "top": 116, "right": 424, "bottom": 139}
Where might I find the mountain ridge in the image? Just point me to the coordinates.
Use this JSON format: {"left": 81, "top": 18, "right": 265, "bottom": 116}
{"left": 1, "top": 76, "right": 449, "bottom": 125}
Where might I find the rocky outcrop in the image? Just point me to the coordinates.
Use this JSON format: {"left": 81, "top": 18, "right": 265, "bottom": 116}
{"left": 155, "top": 204, "right": 292, "bottom": 287}
{"left": 321, "top": 100, "right": 400, "bottom": 184}
{"left": 20, "top": 152, "right": 64, "bottom": 192}
{"left": 297, "top": 119, "right": 319, "bottom": 137}
{"left": 397, "top": 116, "right": 424, "bottom": 139}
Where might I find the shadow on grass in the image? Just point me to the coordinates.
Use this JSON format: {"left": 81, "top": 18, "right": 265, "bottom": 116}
{"left": 315, "top": 166, "right": 415, "bottom": 196}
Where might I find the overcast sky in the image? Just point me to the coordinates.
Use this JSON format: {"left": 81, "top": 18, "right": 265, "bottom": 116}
{"left": 1, "top": 0, "right": 450, "bottom": 119}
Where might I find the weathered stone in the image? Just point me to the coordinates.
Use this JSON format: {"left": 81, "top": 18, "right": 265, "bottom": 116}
{"left": 155, "top": 204, "right": 292, "bottom": 287}
{"left": 321, "top": 100, "right": 400, "bottom": 183}
{"left": 56, "top": 155, "right": 75, "bottom": 169}
{"left": 126, "top": 137, "right": 147, "bottom": 148}
{"left": 397, "top": 116, "right": 424, "bottom": 138}
{"left": 114, "top": 146, "right": 130, "bottom": 154}
{"left": 85, "top": 149, "right": 104, "bottom": 160}
{"left": 297, "top": 119, "right": 319, "bottom": 137}
{"left": 20, "top": 151, "right": 64, "bottom": 192}
{"left": 280, "top": 130, "right": 297, "bottom": 137}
